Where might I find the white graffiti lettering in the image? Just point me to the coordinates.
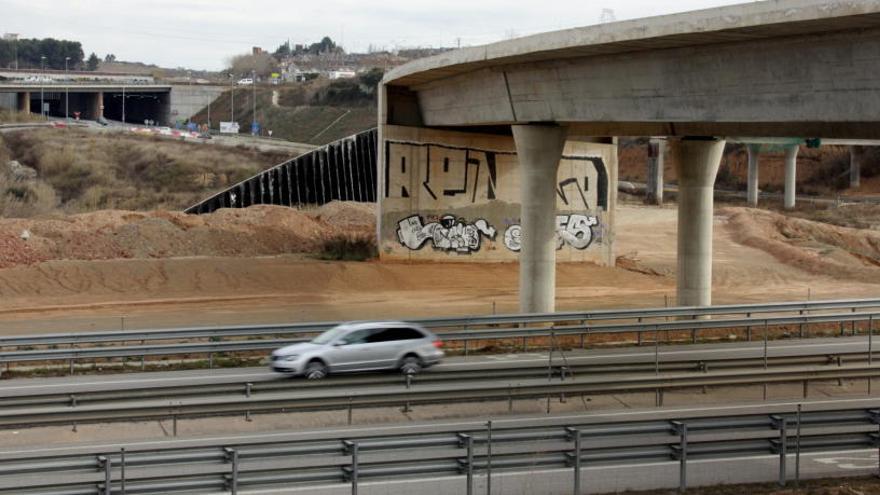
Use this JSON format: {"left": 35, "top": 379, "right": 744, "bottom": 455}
{"left": 503, "top": 214, "right": 598, "bottom": 252}
{"left": 398, "top": 215, "right": 497, "bottom": 254}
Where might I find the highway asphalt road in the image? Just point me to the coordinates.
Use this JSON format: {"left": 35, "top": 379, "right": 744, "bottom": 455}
{"left": 0, "top": 336, "right": 873, "bottom": 398}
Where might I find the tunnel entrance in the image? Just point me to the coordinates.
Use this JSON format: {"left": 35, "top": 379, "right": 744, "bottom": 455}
{"left": 103, "top": 92, "right": 164, "bottom": 125}
{"left": 29, "top": 91, "right": 102, "bottom": 120}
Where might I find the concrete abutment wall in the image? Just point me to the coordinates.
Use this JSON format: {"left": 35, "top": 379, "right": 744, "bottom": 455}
{"left": 377, "top": 124, "right": 618, "bottom": 274}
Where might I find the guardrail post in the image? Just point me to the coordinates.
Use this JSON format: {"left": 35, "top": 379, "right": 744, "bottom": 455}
{"left": 637, "top": 317, "right": 643, "bottom": 346}
{"left": 458, "top": 433, "right": 474, "bottom": 495}
{"left": 802, "top": 380, "right": 808, "bottom": 399}
{"left": 348, "top": 396, "right": 354, "bottom": 425}
{"left": 97, "top": 455, "right": 111, "bottom": 495}
{"left": 746, "top": 312, "right": 752, "bottom": 341}
{"left": 567, "top": 427, "right": 582, "bottom": 494}
{"left": 119, "top": 448, "right": 127, "bottom": 494}
{"left": 870, "top": 316, "right": 875, "bottom": 395}
{"left": 671, "top": 421, "right": 687, "bottom": 492}
{"left": 794, "top": 405, "right": 801, "bottom": 487}
{"left": 245, "top": 382, "right": 252, "bottom": 397}
{"left": 873, "top": 409, "right": 880, "bottom": 479}
{"left": 799, "top": 309, "right": 805, "bottom": 338}
{"left": 224, "top": 447, "right": 239, "bottom": 495}
{"left": 343, "top": 440, "right": 359, "bottom": 495}
{"left": 486, "top": 420, "right": 493, "bottom": 495}
{"left": 771, "top": 415, "right": 787, "bottom": 487}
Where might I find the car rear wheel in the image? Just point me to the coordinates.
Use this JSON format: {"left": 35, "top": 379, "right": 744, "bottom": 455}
{"left": 399, "top": 355, "right": 423, "bottom": 375}
{"left": 305, "top": 360, "right": 328, "bottom": 379}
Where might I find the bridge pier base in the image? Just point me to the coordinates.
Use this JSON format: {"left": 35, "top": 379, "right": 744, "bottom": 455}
{"left": 747, "top": 144, "right": 760, "bottom": 207}
{"left": 784, "top": 144, "right": 799, "bottom": 210}
{"left": 646, "top": 139, "right": 665, "bottom": 205}
{"left": 850, "top": 146, "right": 862, "bottom": 189}
{"left": 17, "top": 92, "right": 30, "bottom": 113}
{"left": 512, "top": 124, "right": 568, "bottom": 314}
{"left": 90, "top": 91, "right": 104, "bottom": 120}
{"left": 673, "top": 137, "right": 725, "bottom": 308}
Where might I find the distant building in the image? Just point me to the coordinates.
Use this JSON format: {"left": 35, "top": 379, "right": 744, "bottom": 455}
{"left": 252, "top": 46, "right": 264, "bottom": 55}
{"left": 328, "top": 68, "right": 356, "bottom": 80}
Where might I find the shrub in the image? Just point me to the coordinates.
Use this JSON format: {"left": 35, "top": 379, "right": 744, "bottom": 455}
{"left": 318, "top": 235, "right": 377, "bottom": 261}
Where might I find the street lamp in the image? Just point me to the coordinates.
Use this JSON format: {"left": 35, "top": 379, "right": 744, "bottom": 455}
{"left": 229, "top": 73, "right": 235, "bottom": 128}
{"left": 64, "top": 57, "right": 70, "bottom": 122}
{"left": 40, "top": 55, "right": 46, "bottom": 119}
{"left": 251, "top": 69, "right": 257, "bottom": 136}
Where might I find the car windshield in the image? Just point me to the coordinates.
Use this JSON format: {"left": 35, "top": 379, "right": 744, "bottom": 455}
{"left": 311, "top": 326, "right": 348, "bottom": 345}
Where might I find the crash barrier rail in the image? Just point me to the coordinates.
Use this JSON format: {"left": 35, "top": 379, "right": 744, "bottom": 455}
{"left": 3, "top": 363, "right": 880, "bottom": 430}
{"left": 1, "top": 338, "right": 877, "bottom": 410}
{"left": 1, "top": 398, "right": 879, "bottom": 494}
{"left": 0, "top": 301, "right": 878, "bottom": 368}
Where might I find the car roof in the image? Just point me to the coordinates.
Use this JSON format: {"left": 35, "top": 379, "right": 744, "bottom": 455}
{"left": 333, "top": 321, "right": 426, "bottom": 332}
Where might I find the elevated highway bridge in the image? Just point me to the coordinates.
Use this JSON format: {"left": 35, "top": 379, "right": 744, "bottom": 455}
{"left": 379, "top": 0, "right": 880, "bottom": 313}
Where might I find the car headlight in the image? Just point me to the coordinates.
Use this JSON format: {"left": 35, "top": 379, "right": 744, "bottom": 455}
{"left": 282, "top": 355, "right": 300, "bottom": 362}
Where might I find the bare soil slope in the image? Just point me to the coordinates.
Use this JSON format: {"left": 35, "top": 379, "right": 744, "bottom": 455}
{"left": 0, "top": 205, "right": 877, "bottom": 335}
{"left": 0, "top": 202, "right": 375, "bottom": 268}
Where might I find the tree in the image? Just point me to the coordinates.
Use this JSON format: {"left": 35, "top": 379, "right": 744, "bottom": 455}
{"left": 228, "top": 52, "right": 277, "bottom": 78}
{"left": 86, "top": 52, "right": 100, "bottom": 71}
{"left": 308, "top": 36, "right": 342, "bottom": 55}
{"left": 104, "top": 53, "right": 116, "bottom": 63}
{"left": 273, "top": 41, "right": 290, "bottom": 58}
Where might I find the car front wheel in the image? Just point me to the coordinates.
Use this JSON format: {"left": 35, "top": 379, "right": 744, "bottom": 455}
{"left": 304, "top": 360, "right": 328, "bottom": 379}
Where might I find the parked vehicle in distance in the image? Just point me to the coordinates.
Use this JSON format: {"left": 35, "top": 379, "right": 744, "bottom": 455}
{"left": 236, "top": 78, "right": 254, "bottom": 85}
{"left": 270, "top": 322, "right": 445, "bottom": 379}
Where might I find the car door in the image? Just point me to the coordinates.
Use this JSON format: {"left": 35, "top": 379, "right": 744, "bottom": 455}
{"left": 365, "top": 327, "right": 422, "bottom": 369}
{"left": 324, "top": 328, "right": 376, "bottom": 372}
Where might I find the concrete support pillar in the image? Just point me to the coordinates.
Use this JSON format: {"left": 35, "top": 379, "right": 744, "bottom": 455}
{"left": 783, "top": 144, "right": 799, "bottom": 210}
{"left": 512, "top": 124, "right": 568, "bottom": 314}
{"left": 91, "top": 92, "right": 104, "bottom": 120}
{"left": 645, "top": 139, "right": 665, "bottom": 205}
{"left": 850, "top": 146, "right": 862, "bottom": 189}
{"left": 17, "top": 92, "right": 30, "bottom": 113}
{"left": 672, "top": 137, "right": 725, "bottom": 308}
{"left": 746, "top": 144, "right": 760, "bottom": 207}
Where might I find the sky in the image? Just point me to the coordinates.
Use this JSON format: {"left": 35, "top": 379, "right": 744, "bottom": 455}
{"left": 1, "top": 0, "right": 748, "bottom": 71}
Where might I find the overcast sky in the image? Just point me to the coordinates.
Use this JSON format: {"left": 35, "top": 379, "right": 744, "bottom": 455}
{"left": 2, "top": 0, "right": 747, "bottom": 70}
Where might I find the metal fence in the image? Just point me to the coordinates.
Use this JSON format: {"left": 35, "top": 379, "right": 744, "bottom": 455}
{"left": 184, "top": 128, "right": 378, "bottom": 214}
{"left": 2, "top": 399, "right": 878, "bottom": 494}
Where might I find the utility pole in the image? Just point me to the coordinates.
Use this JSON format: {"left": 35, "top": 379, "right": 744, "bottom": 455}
{"left": 230, "top": 74, "right": 235, "bottom": 126}
{"left": 251, "top": 69, "right": 257, "bottom": 135}
{"left": 64, "top": 57, "right": 70, "bottom": 122}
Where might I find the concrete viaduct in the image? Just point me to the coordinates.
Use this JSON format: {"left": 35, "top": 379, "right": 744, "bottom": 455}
{"left": 379, "top": 0, "right": 880, "bottom": 313}
{"left": 0, "top": 83, "right": 223, "bottom": 125}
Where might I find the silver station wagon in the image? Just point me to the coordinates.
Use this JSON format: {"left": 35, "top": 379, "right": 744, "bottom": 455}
{"left": 270, "top": 322, "right": 445, "bottom": 379}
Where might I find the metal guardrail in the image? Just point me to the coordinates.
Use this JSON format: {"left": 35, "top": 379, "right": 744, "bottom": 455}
{"left": 0, "top": 301, "right": 877, "bottom": 367}
{"left": 1, "top": 399, "right": 878, "bottom": 494}
{"left": 2, "top": 363, "right": 879, "bottom": 429}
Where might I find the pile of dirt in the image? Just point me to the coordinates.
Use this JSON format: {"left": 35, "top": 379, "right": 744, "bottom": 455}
{"left": 0, "top": 201, "right": 375, "bottom": 268}
{"left": 721, "top": 206, "right": 880, "bottom": 284}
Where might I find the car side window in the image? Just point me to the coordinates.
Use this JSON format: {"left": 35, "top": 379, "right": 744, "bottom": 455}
{"left": 338, "top": 329, "right": 372, "bottom": 345}
{"left": 367, "top": 327, "right": 424, "bottom": 343}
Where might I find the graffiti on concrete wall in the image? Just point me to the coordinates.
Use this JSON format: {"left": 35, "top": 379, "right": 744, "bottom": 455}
{"left": 385, "top": 141, "right": 608, "bottom": 210}
{"left": 397, "top": 214, "right": 497, "bottom": 254}
{"left": 503, "top": 214, "right": 599, "bottom": 252}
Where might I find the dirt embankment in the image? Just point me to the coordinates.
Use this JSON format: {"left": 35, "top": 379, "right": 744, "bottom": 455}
{"left": 722, "top": 206, "right": 880, "bottom": 284}
{"left": 0, "top": 202, "right": 375, "bottom": 269}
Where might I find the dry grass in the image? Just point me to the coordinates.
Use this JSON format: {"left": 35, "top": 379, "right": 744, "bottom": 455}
{"left": 0, "top": 109, "right": 42, "bottom": 124}
{"left": 0, "top": 128, "right": 296, "bottom": 215}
